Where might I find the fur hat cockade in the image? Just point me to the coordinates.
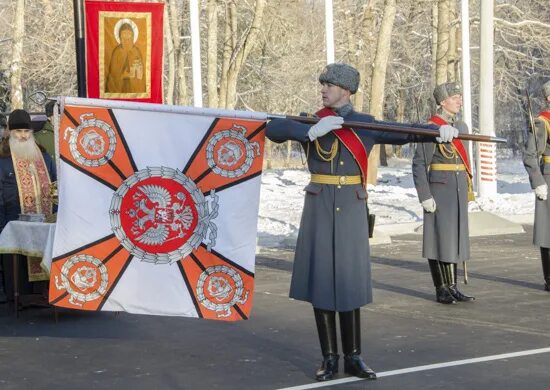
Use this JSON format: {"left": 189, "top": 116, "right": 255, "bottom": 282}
{"left": 319, "top": 63, "right": 360, "bottom": 94}
{"left": 433, "top": 82, "right": 462, "bottom": 105}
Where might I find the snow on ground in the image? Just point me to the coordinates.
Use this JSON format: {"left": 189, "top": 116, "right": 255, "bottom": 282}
{"left": 257, "top": 156, "right": 535, "bottom": 249}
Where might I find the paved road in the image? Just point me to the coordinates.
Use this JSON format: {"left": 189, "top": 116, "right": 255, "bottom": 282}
{"left": 1, "top": 226, "right": 549, "bottom": 389}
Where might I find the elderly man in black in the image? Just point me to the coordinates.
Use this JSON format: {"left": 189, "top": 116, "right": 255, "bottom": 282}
{"left": 0, "top": 109, "right": 56, "bottom": 304}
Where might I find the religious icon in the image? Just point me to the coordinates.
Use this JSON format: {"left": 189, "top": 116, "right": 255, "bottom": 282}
{"left": 105, "top": 19, "right": 145, "bottom": 93}
{"left": 99, "top": 14, "right": 151, "bottom": 99}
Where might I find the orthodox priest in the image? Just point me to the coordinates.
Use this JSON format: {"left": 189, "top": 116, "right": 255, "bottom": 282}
{"left": 265, "top": 63, "right": 459, "bottom": 381}
{"left": 0, "top": 109, "right": 56, "bottom": 302}
{"left": 523, "top": 80, "right": 550, "bottom": 291}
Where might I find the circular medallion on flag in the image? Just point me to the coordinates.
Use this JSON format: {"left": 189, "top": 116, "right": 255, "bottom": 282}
{"left": 196, "top": 265, "right": 249, "bottom": 318}
{"left": 206, "top": 125, "right": 260, "bottom": 178}
{"left": 68, "top": 113, "right": 117, "bottom": 167}
{"left": 55, "top": 254, "right": 109, "bottom": 307}
{"left": 110, "top": 167, "right": 216, "bottom": 264}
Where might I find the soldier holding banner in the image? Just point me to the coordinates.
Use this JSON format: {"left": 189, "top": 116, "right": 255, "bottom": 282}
{"left": 412, "top": 82, "right": 475, "bottom": 305}
{"left": 266, "top": 63, "right": 459, "bottom": 381}
{"left": 523, "top": 80, "right": 550, "bottom": 292}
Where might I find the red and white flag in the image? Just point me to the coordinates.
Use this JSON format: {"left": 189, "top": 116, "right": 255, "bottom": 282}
{"left": 49, "top": 98, "right": 266, "bottom": 320}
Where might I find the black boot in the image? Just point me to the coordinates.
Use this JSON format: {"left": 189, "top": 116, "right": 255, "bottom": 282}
{"left": 448, "top": 263, "right": 475, "bottom": 301}
{"left": 428, "top": 259, "right": 457, "bottom": 304}
{"left": 314, "top": 308, "right": 339, "bottom": 381}
{"left": 340, "top": 309, "right": 376, "bottom": 380}
{"left": 540, "top": 247, "right": 550, "bottom": 291}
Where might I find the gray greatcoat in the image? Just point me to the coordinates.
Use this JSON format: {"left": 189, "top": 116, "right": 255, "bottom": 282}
{"left": 266, "top": 106, "right": 438, "bottom": 311}
{"left": 523, "top": 111, "right": 550, "bottom": 248}
{"left": 412, "top": 113, "right": 470, "bottom": 263}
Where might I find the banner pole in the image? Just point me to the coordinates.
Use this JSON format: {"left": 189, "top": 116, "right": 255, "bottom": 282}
{"left": 73, "top": 0, "right": 87, "bottom": 97}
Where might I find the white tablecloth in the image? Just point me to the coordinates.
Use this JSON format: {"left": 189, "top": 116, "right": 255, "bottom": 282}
{"left": 0, "top": 221, "right": 56, "bottom": 273}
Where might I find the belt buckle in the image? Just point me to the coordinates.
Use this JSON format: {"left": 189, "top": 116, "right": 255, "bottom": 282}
{"left": 339, "top": 176, "right": 346, "bottom": 185}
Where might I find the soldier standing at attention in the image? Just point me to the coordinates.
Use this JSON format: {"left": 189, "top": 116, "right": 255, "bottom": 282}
{"left": 266, "top": 63, "right": 459, "bottom": 381}
{"left": 523, "top": 80, "right": 550, "bottom": 291}
{"left": 412, "top": 82, "right": 475, "bottom": 305}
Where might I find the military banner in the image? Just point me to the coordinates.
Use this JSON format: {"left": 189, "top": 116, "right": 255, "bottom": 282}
{"left": 84, "top": 0, "right": 164, "bottom": 103}
{"left": 49, "top": 97, "right": 266, "bottom": 320}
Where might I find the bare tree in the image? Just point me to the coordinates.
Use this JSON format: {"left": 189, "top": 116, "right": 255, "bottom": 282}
{"left": 367, "top": 0, "right": 397, "bottom": 184}
{"left": 206, "top": 0, "right": 219, "bottom": 108}
{"left": 435, "top": 0, "right": 450, "bottom": 84}
{"left": 212, "top": 0, "right": 266, "bottom": 109}
{"left": 447, "top": 0, "right": 458, "bottom": 81}
{"left": 10, "top": 0, "right": 25, "bottom": 109}
{"left": 164, "top": 4, "right": 176, "bottom": 104}
{"left": 352, "top": 0, "right": 380, "bottom": 112}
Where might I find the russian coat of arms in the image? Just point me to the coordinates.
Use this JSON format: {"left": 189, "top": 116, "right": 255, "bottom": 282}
{"left": 110, "top": 167, "right": 218, "bottom": 264}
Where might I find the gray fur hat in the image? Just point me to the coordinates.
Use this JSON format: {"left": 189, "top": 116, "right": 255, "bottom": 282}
{"left": 543, "top": 80, "right": 550, "bottom": 98}
{"left": 319, "top": 63, "right": 360, "bottom": 94}
{"left": 433, "top": 82, "right": 462, "bottom": 104}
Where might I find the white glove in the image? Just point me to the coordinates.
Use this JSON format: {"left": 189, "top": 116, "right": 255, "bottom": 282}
{"left": 307, "top": 116, "right": 344, "bottom": 141}
{"left": 535, "top": 184, "right": 548, "bottom": 201}
{"left": 421, "top": 197, "right": 437, "bottom": 213}
{"left": 436, "top": 124, "right": 459, "bottom": 143}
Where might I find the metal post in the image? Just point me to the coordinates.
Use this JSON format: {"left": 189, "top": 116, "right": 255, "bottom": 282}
{"left": 73, "top": 0, "right": 87, "bottom": 97}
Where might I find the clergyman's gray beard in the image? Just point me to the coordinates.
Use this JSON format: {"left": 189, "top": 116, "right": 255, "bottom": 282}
{"left": 9, "top": 135, "right": 40, "bottom": 161}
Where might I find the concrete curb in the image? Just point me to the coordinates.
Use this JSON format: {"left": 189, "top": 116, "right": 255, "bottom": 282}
{"left": 258, "top": 212, "right": 533, "bottom": 250}
{"left": 369, "top": 211, "right": 529, "bottom": 246}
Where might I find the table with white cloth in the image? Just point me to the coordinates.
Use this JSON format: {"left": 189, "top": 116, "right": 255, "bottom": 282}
{"left": 0, "top": 221, "right": 56, "bottom": 316}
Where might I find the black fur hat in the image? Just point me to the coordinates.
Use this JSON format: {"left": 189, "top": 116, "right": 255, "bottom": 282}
{"left": 8, "top": 109, "right": 32, "bottom": 130}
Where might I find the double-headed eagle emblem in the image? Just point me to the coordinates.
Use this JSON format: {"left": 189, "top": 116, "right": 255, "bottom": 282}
{"left": 128, "top": 184, "right": 194, "bottom": 246}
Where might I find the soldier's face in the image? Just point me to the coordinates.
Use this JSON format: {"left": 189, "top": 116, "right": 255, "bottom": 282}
{"left": 440, "top": 94, "right": 462, "bottom": 115}
{"left": 320, "top": 83, "right": 351, "bottom": 109}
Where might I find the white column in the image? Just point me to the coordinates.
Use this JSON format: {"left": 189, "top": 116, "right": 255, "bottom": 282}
{"left": 477, "top": 0, "right": 497, "bottom": 196}
{"left": 325, "top": 0, "right": 335, "bottom": 64}
{"left": 190, "top": 0, "right": 203, "bottom": 107}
